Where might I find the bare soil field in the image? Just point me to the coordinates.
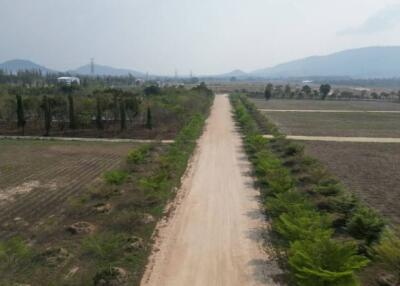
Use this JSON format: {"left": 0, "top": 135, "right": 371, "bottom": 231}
{"left": 262, "top": 111, "right": 400, "bottom": 137}
{"left": 302, "top": 141, "right": 400, "bottom": 225}
{"left": 251, "top": 98, "right": 400, "bottom": 111}
{"left": 0, "top": 140, "right": 136, "bottom": 238}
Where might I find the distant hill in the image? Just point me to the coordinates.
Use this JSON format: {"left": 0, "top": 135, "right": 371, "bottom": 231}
{"left": 0, "top": 59, "right": 57, "bottom": 74}
{"left": 214, "top": 69, "right": 248, "bottom": 78}
{"left": 251, "top": 46, "right": 400, "bottom": 79}
{"left": 70, "top": 64, "right": 144, "bottom": 77}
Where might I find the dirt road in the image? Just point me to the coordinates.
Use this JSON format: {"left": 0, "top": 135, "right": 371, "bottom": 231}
{"left": 141, "top": 95, "right": 281, "bottom": 286}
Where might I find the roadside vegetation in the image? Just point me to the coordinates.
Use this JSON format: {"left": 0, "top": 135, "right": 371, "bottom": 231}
{"left": 230, "top": 93, "right": 399, "bottom": 286}
{"left": 0, "top": 84, "right": 213, "bottom": 285}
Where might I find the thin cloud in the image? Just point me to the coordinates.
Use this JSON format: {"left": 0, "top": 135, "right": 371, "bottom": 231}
{"left": 338, "top": 4, "right": 400, "bottom": 35}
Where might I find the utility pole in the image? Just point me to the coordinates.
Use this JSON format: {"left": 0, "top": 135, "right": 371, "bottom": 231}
{"left": 90, "top": 58, "right": 95, "bottom": 75}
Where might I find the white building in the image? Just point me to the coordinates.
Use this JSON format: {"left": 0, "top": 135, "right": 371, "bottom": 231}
{"left": 57, "top": 76, "right": 80, "bottom": 85}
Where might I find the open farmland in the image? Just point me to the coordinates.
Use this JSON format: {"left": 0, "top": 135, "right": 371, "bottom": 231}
{"left": 263, "top": 111, "right": 400, "bottom": 137}
{"left": 250, "top": 98, "right": 400, "bottom": 111}
{"left": 252, "top": 97, "right": 400, "bottom": 225}
{"left": 303, "top": 141, "right": 400, "bottom": 224}
{"left": 0, "top": 139, "right": 136, "bottom": 238}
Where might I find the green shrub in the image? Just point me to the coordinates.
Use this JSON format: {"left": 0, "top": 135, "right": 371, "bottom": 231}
{"left": 0, "top": 237, "right": 32, "bottom": 270}
{"left": 313, "top": 179, "right": 344, "bottom": 196}
{"left": 103, "top": 170, "right": 128, "bottom": 185}
{"left": 254, "top": 151, "right": 293, "bottom": 194}
{"left": 372, "top": 228, "right": 400, "bottom": 275}
{"left": 266, "top": 190, "right": 313, "bottom": 218}
{"left": 127, "top": 144, "right": 152, "bottom": 165}
{"left": 275, "top": 208, "right": 332, "bottom": 242}
{"left": 82, "top": 233, "right": 126, "bottom": 267}
{"left": 347, "top": 206, "right": 385, "bottom": 244}
{"left": 289, "top": 237, "right": 369, "bottom": 286}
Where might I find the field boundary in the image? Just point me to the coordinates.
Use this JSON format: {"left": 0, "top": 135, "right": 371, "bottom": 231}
{"left": 263, "top": 134, "right": 400, "bottom": 143}
{"left": 0, "top": 135, "right": 174, "bottom": 144}
{"left": 259, "top": 109, "right": 400, "bottom": 113}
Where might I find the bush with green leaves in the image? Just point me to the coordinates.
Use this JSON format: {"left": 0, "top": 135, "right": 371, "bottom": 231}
{"left": 103, "top": 170, "right": 128, "bottom": 185}
{"left": 266, "top": 190, "right": 313, "bottom": 218}
{"left": 82, "top": 233, "right": 127, "bottom": 267}
{"left": 372, "top": 228, "right": 400, "bottom": 276}
{"left": 127, "top": 144, "right": 152, "bottom": 165}
{"left": 289, "top": 237, "right": 369, "bottom": 286}
{"left": 0, "top": 237, "right": 32, "bottom": 271}
{"left": 347, "top": 206, "right": 385, "bottom": 245}
{"left": 274, "top": 207, "right": 332, "bottom": 242}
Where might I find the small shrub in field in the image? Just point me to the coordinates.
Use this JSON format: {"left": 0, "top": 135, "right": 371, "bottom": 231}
{"left": 245, "top": 134, "right": 268, "bottom": 155}
{"left": 283, "top": 142, "right": 304, "bottom": 157}
{"left": 266, "top": 190, "right": 313, "bottom": 218}
{"left": 289, "top": 237, "right": 369, "bottom": 286}
{"left": 82, "top": 233, "right": 126, "bottom": 267}
{"left": 0, "top": 237, "right": 32, "bottom": 270}
{"left": 103, "top": 170, "right": 128, "bottom": 185}
{"left": 313, "top": 179, "right": 343, "bottom": 196}
{"left": 332, "top": 193, "right": 358, "bottom": 216}
{"left": 274, "top": 208, "right": 332, "bottom": 242}
{"left": 347, "top": 206, "right": 385, "bottom": 245}
{"left": 254, "top": 151, "right": 293, "bottom": 194}
{"left": 127, "top": 144, "right": 152, "bottom": 165}
{"left": 372, "top": 228, "right": 400, "bottom": 275}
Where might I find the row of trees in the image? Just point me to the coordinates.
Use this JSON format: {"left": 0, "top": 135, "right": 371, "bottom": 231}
{"left": 0, "top": 82, "right": 213, "bottom": 137}
{"left": 1, "top": 87, "right": 152, "bottom": 136}
{"left": 263, "top": 83, "right": 400, "bottom": 101}
{"left": 264, "top": 83, "right": 331, "bottom": 100}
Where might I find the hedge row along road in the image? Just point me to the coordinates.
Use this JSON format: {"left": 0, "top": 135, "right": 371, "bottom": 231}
{"left": 141, "top": 94, "right": 281, "bottom": 286}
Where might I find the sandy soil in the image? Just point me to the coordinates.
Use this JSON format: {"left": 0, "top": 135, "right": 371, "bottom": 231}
{"left": 141, "top": 95, "right": 281, "bottom": 286}
{"left": 303, "top": 141, "right": 400, "bottom": 225}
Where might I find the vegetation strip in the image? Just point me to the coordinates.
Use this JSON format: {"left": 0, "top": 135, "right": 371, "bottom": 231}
{"left": 263, "top": 134, "right": 400, "bottom": 143}
{"left": 230, "top": 93, "right": 400, "bottom": 286}
{"left": 0, "top": 135, "right": 174, "bottom": 144}
{"left": 0, "top": 86, "right": 214, "bottom": 285}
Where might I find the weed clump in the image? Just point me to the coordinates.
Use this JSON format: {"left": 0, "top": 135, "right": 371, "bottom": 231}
{"left": 103, "top": 170, "right": 128, "bottom": 185}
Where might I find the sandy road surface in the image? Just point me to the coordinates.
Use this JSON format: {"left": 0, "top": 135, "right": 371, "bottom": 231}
{"left": 263, "top": 134, "right": 400, "bottom": 143}
{"left": 141, "top": 95, "right": 281, "bottom": 286}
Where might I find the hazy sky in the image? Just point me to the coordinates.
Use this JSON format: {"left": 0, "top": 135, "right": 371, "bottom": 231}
{"left": 1, "top": 0, "right": 400, "bottom": 75}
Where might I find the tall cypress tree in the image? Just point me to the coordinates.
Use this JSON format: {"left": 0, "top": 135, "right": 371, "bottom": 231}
{"left": 16, "top": 94, "right": 26, "bottom": 135}
{"left": 42, "top": 96, "right": 51, "bottom": 136}
{"left": 146, "top": 106, "right": 152, "bottom": 130}
{"left": 68, "top": 94, "right": 76, "bottom": 129}
{"left": 120, "top": 99, "right": 126, "bottom": 131}
{"left": 96, "top": 96, "right": 104, "bottom": 130}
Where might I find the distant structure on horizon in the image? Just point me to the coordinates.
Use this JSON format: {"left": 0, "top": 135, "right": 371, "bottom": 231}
{"left": 90, "top": 58, "right": 95, "bottom": 75}
{"left": 57, "top": 76, "right": 80, "bottom": 85}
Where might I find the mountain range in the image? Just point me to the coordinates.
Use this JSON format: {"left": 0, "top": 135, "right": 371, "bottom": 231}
{"left": 2, "top": 46, "right": 400, "bottom": 79}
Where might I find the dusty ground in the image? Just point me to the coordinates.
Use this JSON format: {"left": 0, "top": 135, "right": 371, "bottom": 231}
{"left": 303, "top": 141, "right": 400, "bottom": 225}
{"left": 262, "top": 111, "right": 400, "bottom": 137}
{"left": 0, "top": 140, "right": 135, "bottom": 238}
{"left": 263, "top": 135, "right": 400, "bottom": 143}
{"left": 251, "top": 98, "right": 400, "bottom": 111}
{"left": 141, "top": 95, "right": 281, "bottom": 286}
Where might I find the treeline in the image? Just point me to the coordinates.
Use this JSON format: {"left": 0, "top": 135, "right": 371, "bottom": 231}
{"left": 231, "top": 93, "right": 400, "bottom": 285}
{"left": 0, "top": 70, "right": 144, "bottom": 87}
{"left": 249, "top": 83, "right": 400, "bottom": 101}
{"left": 0, "top": 82, "right": 213, "bottom": 137}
